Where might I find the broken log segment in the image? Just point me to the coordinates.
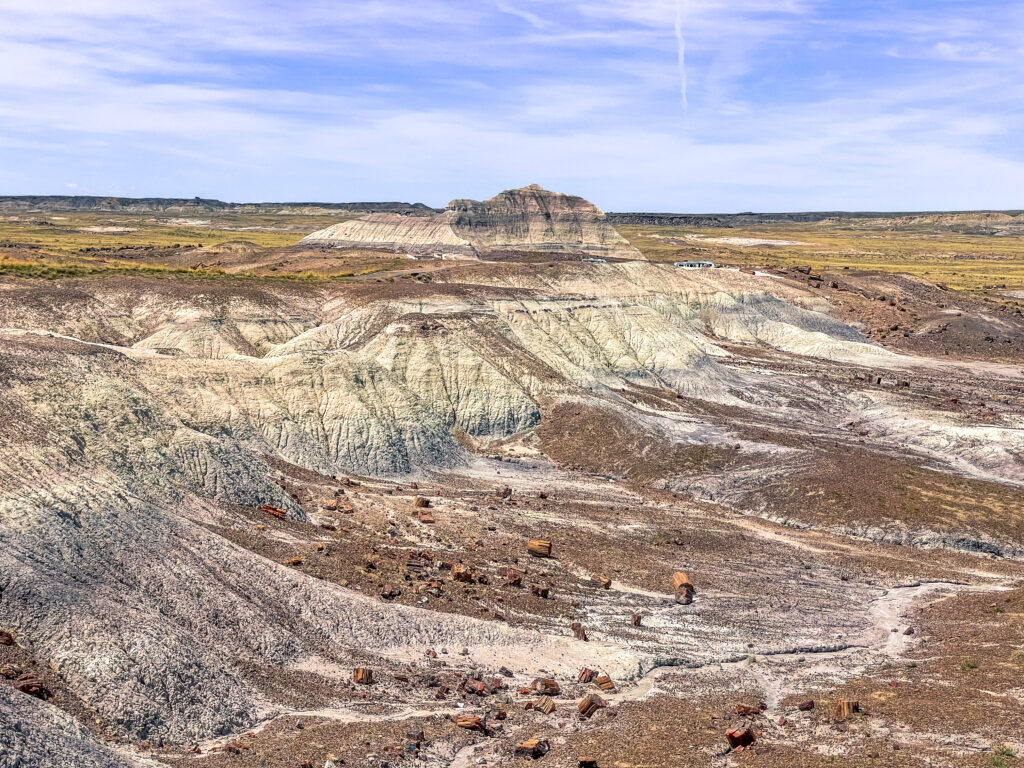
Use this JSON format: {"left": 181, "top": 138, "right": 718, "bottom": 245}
{"left": 672, "top": 571, "right": 693, "bottom": 591}
{"left": 533, "top": 678, "right": 560, "bottom": 696}
{"left": 13, "top": 673, "right": 50, "bottom": 699}
{"left": 591, "top": 574, "right": 611, "bottom": 589}
{"left": 527, "top": 539, "right": 552, "bottom": 558}
{"left": 577, "top": 693, "right": 606, "bottom": 719}
{"left": 834, "top": 700, "right": 860, "bottom": 719}
{"left": 0, "top": 665, "right": 20, "bottom": 679}
{"left": 514, "top": 739, "right": 550, "bottom": 759}
{"left": 672, "top": 571, "right": 695, "bottom": 605}
{"left": 570, "top": 622, "right": 588, "bottom": 641}
{"left": 353, "top": 668, "right": 374, "bottom": 685}
{"left": 593, "top": 674, "right": 615, "bottom": 692}
{"left": 260, "top": 504, "right": 286, "bottom": 519}
{"left": 534, "top": 696, "right": 556, "bottom": 714}
{"left": 454, "top": 715, "right": 483, "bottom": 731}
{"left": 726, "top": 727, "right": 755, "bottom": 749}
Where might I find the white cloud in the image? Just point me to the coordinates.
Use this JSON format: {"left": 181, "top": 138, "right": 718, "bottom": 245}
{"left": 0, "top": 0, "right": 1021, "bottom": 210}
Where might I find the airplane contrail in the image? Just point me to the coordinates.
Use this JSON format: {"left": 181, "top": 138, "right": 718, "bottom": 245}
{"left": 675, "top": 0, "right": 689, "bottom": 109}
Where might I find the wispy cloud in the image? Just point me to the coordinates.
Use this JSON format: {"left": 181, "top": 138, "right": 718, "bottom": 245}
{"left": 0, "top": 0, "right": 1021, "bottom": 209}
{"left": 674, "top": 0, "right": 689, "bottom": 108}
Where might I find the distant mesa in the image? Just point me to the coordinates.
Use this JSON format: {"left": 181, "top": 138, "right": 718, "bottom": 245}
{"left": 300, "top": 185, "right": 643, "bottom": 261}
{"left": 0, "top": 195, "right": 432, "bottom": 215}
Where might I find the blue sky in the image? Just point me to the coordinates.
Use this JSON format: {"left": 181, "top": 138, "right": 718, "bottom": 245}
{"left": 1, "top": 0, "right": 1022, "bottom": 211}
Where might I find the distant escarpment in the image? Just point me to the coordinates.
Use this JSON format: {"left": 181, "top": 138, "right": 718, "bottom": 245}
{"left": 302, "top": 185, "right": 643, "bottom": 260}
{"left": 0, "top": 195, "right": 434, "bottom": 215}
{"left": 606, "top": 209, "right": 1024, "bottom": 234}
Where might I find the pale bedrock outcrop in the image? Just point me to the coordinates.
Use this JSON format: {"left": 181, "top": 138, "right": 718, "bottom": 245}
{"left": 0, "top": 685, "right": 142, "bottom": 768}
{"left": 442, "top": 261, "right": 896, "bottom": 365}
{"left": 147, "top": 352, "right": 467, "bottom": 478}
{"left": 299, "top": 211, "right": 477, "bottom": 258}
{"left": 133, "top": 316, "right": 315, "bottom": 359}
{"left": 0, "top": 283, "right": 141, "bottom": 345}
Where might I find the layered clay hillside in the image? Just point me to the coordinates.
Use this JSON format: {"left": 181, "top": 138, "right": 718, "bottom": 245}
{"left": 302, "top": 185, "right": 642, "bottom": 260}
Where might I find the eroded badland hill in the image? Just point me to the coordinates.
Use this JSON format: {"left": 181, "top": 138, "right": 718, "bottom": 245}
{"left": 1, "top": 187, "right": 1024, "bottom": 768}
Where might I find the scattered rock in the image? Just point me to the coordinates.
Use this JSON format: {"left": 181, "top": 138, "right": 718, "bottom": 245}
{"left": 734, "top": 703, "right": 764, "bottom": 716}
{"left": 416, "top": 509, "right": 435, "bottom": 524}
{"left": 499, "top": 567, "right": 522, "bottom": 587}
{"left": 570, "top": 622, "right": 588, "bottom": 641}
{"left": 514, "top": 738, "right": 550, "bottom": 759}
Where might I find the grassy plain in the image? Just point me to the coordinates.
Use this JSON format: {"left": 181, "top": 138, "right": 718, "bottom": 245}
{"left": 2, "top": 209, "right": 1024, "bottom": 290}
{"left": 618, "top": 222, "right": 1024, "bottom": 290}
{"left": 0, "top": 210, "right": 413, "bottom": 280}
{"left": 0, "top": 211, "right": 350, "bottom": 251}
